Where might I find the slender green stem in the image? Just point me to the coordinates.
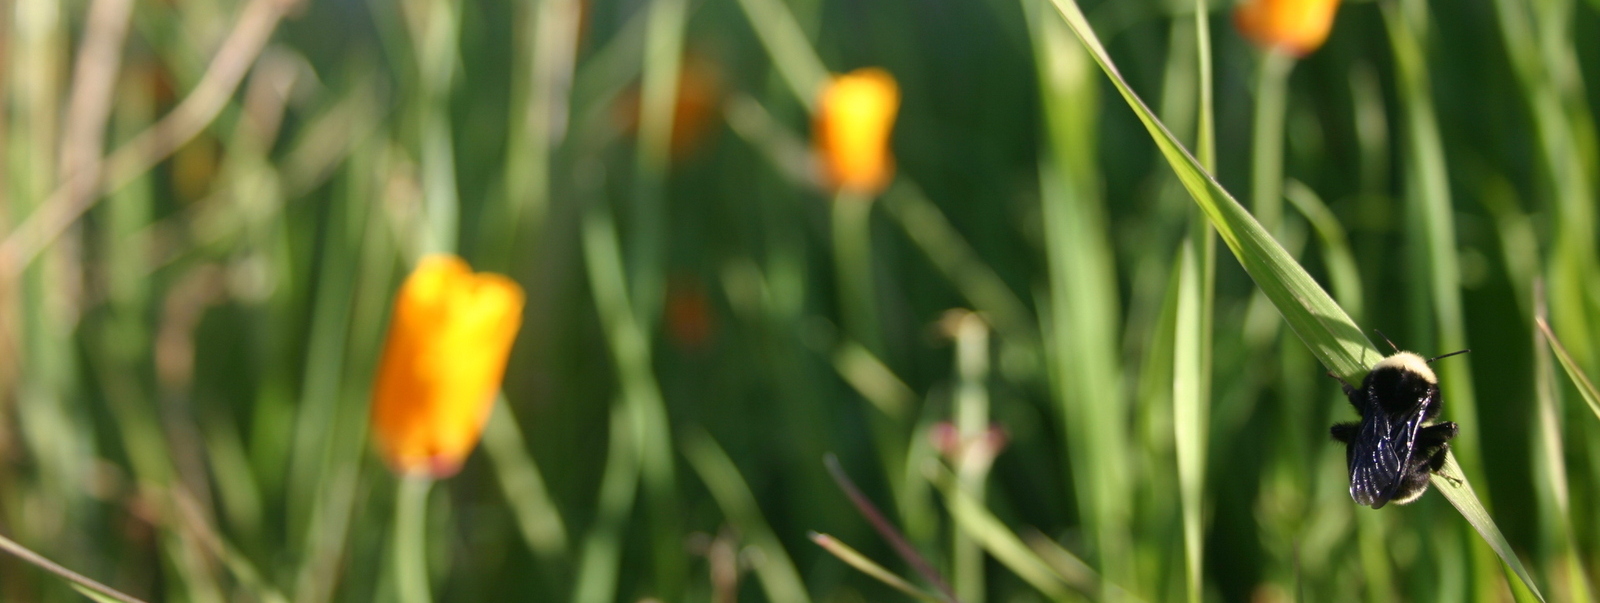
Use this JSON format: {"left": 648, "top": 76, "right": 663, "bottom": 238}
{"left": 0, "top": 532, "right": 148, "bottom": 603}
{"left": 1249, "top": 50, "right": 1292, "bottom": 238}
{"left": 483, "top": 398, "right": 570, "bottom": 561}
{"left": 1175, "top": 4, "right": 1216, "bottom": 601}
{"left": 952, "top": 312, "right": 990, "bottom": 603}
{"left": 833, "top": 194, "right": 883, "bottom": 355}
{"left": 629, "top": 0, "right": 689, "bottom": 330}
{"left": 571, "top": 404, "right": 641, "bottom": 603}
{"left": 394, "top": 474, "right": 435, "bottom": 603}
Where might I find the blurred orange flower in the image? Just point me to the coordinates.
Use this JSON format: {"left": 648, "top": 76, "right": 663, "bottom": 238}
{"left": 614, "top": 53, "right": 725, "bottom": 160}
{"left": 814, "top": 67, "right": 900, "bottom": 195}
{"left": 1233, "top": 0, "right": 1342, "bottom": 57}
{"left": 370, "top": 255, "right": 525, "bottom": 477}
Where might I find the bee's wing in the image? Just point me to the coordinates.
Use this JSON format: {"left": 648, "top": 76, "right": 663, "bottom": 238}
{"left": 1348, "top": 396, "right": 1430, "bottom": 508}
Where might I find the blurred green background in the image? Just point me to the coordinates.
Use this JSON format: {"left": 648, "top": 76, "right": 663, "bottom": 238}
{"left": 3, "top": 0, "right": 1600, "bottom": 600}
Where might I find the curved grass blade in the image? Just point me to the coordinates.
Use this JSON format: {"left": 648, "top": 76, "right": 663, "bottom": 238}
{"left": 1432, "top": 454, "right": 1545, "bottom": 602}
{"left": 1536, "top": 317, "right": 1600, "bottom": 423}
{"left": 1039, "top": 1, "right": 1546, "bottom": 599}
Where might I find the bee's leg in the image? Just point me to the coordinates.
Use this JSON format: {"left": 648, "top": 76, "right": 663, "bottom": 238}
{"left": 1326, "top": 371, "right": 1358, "bottom": 397}
{"left": 1330, "top": 422, "right": 1358, "bottom": 443}
{"left": 1417, "top": 422, "right": 1459, "bottom": 477}
{"left": 1418, "top": 422, "right": 1458, "bottom": 448}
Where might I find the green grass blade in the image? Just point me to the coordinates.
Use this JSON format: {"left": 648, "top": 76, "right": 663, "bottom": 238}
{"left": 1023, "top": 2, "right": 1134, "bottom": 596}
{"left": 1175, "top": 3, "right": 1216, "bottom": 600}
{"left": 682, "top": 429, "right": 812, "bottom": 603}
{"left": 0, "top": 532, "right": 147, "bottom": 603}
{"left": 881, "top": 179, "right": 1037, "bottom": 349}
{"left": 929, "top": 466, "right": 1080, "bottom": 601}
{"left": 1536, "top": 317, "right": 1600, "bottom": 423}
{"left": 1284, "top": 180, "right": 1363, "bottom": 321}
{"left": 1432, "top": 454, "right": 1545, "bottom": 602}
{"left": 482, "top": 398, "right": 570, "bottom": 561}
{"left": 1173, "top": 240, "right": 1206, "bottom": 603}
{"left": 730, "top": 0, "right": 828, "bottom": 110}
{"left": 808, "top": 533, "right": 946, "bottom": 603}
{"left": 570, "top": 404, "right": 641, "bottom": 603}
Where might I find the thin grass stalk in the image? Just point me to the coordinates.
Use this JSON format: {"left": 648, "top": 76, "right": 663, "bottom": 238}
{"left": 394, "top": 474, "right": 434, "bottom": 603}
{"left": 493, "top": 0, "right": 581, "bottom": 260}
{"left": 730, "top": 0, "right": 827, "bottom": 110}
{"left": 629, "top": 0, "right": 689, "bottom": 332}
{"left": 810, "top": 533, "right": 947, "bottom": 603}
{"left": 407, "top": 0, "right": 462, "bottom": 254}
{"left": 929, "top": 463, "right": 1097, "bottom": 602}
{"left": 581, "top": 203, "right": 685, "bottom": 598}
{"left": 833, "top": 193, "right": 883, "bottom": 355}
{"left": 285, "top": 150, "right": 362, "bottom": 552}
{"left": 1284, "top": 181, "right": 1362, "bottom": 319}
{"left": 1024, "top": 1, "right": 1133, "bottom": 596}
{"left": 681, "top": 430, "right": 813, "bottom": 603}
{"left": 880, "top": 180, "right": 1037, "bottom": 351}
{"left": 10, "top": 2, "right": 98, "bottom": 587}
{"left": 1173, "top": 4, "right": 1215, "bottom": 601}
{"left": 952, "top": 312, "right": 991, "bottom": 603}
{"left": 483, "top": 399, "right": 570, "bottom": 561}
{"left": 1249, "top": 50, "right": 1291, "bottom": 238}
{"left": 0, "top": 532, "right": 147, "bottom": 603}
{"left": 294, "top": 139, "right": 396, "bottom": 603}
{"left": 1533, "top": 285, "right": 1594, "bottom": 603}
{"left": 570, "top": 403, "right": 641, "bottom": 603}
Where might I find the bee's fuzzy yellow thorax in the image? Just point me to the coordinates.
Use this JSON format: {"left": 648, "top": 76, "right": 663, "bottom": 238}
{"left": 1373, "top": 351, "right": 1437, "bottom": 384}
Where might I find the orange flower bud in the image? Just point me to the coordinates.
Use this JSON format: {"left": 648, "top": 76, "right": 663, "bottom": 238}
{"left": 1233, "top": 0, "right": 1342, "bottom": 57}
{"left": 370, "top": 255, "right": 525, "bottom": 477}
{"left": 814, "top": 68, "right": 900, "bottom": 195}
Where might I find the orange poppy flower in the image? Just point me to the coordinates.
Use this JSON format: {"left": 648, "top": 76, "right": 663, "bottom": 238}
{"left": 370, "top": 255, "right": 525, "bottom": 477}
{"left": 814, "top": 67, "right": 901, "bottom": 195}
{"left": 1234, "top": 0, "right": 1342, "bottom": 57}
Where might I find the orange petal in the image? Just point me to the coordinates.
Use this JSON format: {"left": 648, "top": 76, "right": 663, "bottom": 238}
{"left": 370, "top": 255, "right": 525, "bottom": 477}
{"left": 814, "top": 67, "right": 901, "bottom": 195}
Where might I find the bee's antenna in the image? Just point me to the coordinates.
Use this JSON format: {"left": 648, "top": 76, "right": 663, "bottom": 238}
{"left": 1429, "top": 349, "right": 1470, "bottom": 363}
{"left": 1373, "top": 329, "right": 1401, "bottom": 353}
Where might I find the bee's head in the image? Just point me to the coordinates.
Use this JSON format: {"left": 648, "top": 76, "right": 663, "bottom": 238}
{"left": 1365, "top": 352, "right": 1437, "bottom": 406}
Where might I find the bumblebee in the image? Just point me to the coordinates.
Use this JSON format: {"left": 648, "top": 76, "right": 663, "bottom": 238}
{"left": 1330, "top": 335, "right": 1467, "bottom": 508}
